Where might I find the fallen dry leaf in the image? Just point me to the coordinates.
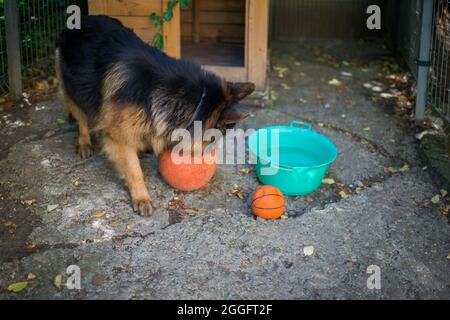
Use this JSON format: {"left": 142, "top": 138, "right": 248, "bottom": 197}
{"left": 3, "top": 220, "right": 14, "bottom": 227}
{"left": 34, "top": 80, "right": 49, "bottom": 91}
{"left": 109, "top": 221, "right": 119, "bottom": 228}
{"left": 270, "top": 90, "right": 277, "bottom": 101}
{"left": 299, "top": 98, "right": 307, "bottom": 104}
{"left": 92, "top": 210, "right": 106, "bottom": 219}
{"left": 303, "top": 246, "right": 314, "bottom": 256}
{"left": 21, "top": 199, "right": 36, "bottom": 206}
{"left": 238, "top": 168, "right": 251, "bottom": 176}
{"left": 229, "top": 184, "right": 245, "bottom": 200}
{"left": 328, "top": 78, "right": 342, "bottom": 86}
{"left": 54, "top": 274, "right": 62, "bottom": 289}
{"left": 322, "top": 178, "right": 335, "bottom": 185}
{"left": 47, "top": 204, "right": 59, "bottom": 212}
{"left": 27, "top": 273, "right": 36, "bottom": 281}
{"left": 339, "top": 191, "right": 349, "bottom": 199}
{"left": 55, "top": 118, "right": 66, "bottom": 125}
{"left": 273, "top": 66, "right": 288, "bottom": 78}
{"left": 439, "top": 206, "right": 449, "bottom": 215}
{"left": 7, "top": 281, "right": 28, "bottom": 293}
{"left": 92, "top": 274, "right": 106, "bottom": 286}
{"left": 384, "top": 167, "right": 398, "bottom": 174}
{"left": 280, "top": 83, "right": 291, "bottom": 90}
{"left": 26, "top": 240, "right": 37, "bottom": 251}
{"left": 431, "top": 194, "right": 441, "bottom": 204}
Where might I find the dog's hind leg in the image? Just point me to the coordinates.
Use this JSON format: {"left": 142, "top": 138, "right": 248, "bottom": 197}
{"left": 55, "top": 50, "right": 93, "bottom": 158}
{"left": 62, "top": 94, "right": 93, "bottom": 159}
{"left": 102, "top": 136, "right": 153, "bottom": 216}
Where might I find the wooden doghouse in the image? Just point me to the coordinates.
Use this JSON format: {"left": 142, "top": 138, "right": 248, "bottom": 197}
{"left": 88, "top": 0, "right": 269, "bottom": 92}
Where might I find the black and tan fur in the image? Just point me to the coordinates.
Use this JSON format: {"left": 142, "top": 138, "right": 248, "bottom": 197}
{"left": 56, "top": 15, "right": 254, "bottom": 216}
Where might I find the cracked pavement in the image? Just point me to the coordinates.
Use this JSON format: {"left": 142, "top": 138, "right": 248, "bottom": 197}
{"left": 0, "top": 41, "right": 449, "bottom": 299}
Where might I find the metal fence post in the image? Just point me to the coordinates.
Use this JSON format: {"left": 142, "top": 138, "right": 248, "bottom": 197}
{"left": 5, "top": 0, "right": 22, "bottom": 101}
{"left": 415, "top": 0, "right": 434, "bottom": 120}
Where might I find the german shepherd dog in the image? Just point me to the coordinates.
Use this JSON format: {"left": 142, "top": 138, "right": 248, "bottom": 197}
{"left": 56, "top": 15, "right": 255, "bottom": 216}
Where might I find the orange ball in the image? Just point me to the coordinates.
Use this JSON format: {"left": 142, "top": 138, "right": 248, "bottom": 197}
{"left": 251, "top": 186, "right": 285, "bottom": 219}
{"left": 158, "top": 149, "right": 216, "bottom": 192}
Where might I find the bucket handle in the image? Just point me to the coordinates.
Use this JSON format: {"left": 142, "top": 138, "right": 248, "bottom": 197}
{"left": 290, "top": 121, "right": 313, "bottom": 130}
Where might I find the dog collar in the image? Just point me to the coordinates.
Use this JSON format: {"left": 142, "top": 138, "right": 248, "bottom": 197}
{"left": 187, "top": 87, "right": 206, "bottom": 130}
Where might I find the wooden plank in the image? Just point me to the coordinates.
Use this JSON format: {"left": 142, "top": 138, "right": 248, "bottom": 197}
{"left": 201, "top": 0, "right": 245, "bottom": 12}
{"left": 88, "top": 0, "right": 106, "bottom": 14}
{"left": 184, "top": 0, "right": 245, "bottom": 12}
{"left": 181, "top": 22, "right": 245, "bottom": 40}
{"left": 182, "top": 10, "right": 245, "bottom": 25}
{"left": 244, "top": 0, "right": 248, "bottom": 73}
{"left": 193, "top": 0, "right": 200, "bottom": 43}
{"left": 203, "top": 66, "right": 247, "bottom": 83}
{"left": 111, "top": 16, "right": 157, "bottom": 44}
{"left": 89, "top": 0, "right": 162, "bottom": 16}
{"left": 162, "top": 0, "right": 181, "bottom": 58}
{"left": 247, "top": 0, "right": 268, "bottom": 90}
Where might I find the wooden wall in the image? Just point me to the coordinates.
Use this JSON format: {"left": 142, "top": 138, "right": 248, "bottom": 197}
{"left": 88, "top": 0, "right": 180, "bottom": 57}
{"left": 88, "top": 0, "right": 161, "bottom": 44}
{"left": 88, "top": 0, "right": 269, "bottom": 91}
{"left": 181, "top": 0, "right": 245, "bottom": 43}
{"left": 270, "top": 0, "right": 386, "bottom": 41}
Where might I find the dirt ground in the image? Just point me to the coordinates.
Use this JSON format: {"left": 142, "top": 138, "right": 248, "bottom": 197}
{"left": 0, "top": 41, "right": 449, "bottom": 299}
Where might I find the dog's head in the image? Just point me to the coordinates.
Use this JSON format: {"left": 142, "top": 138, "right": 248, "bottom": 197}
{"left": 215, "top": 82, "right": 255, "bottom": 133}
{"left": 195, "top": 81, "right": 255, "bottom": 134}
{"left": 163, "top": 70, "right": 255, "bottom": 155}
{"left": 184, "top": 81, "right": 255, "bottom": 154}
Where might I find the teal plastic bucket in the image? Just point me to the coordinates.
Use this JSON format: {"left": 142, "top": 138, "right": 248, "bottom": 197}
{"left": 248, "top": 121, "right": 337, "bottom": 196}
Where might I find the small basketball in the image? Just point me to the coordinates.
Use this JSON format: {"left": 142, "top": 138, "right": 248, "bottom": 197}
{"left": 251, "top": 186, "right": 285, "bottom": 219}
{"left": 158, "top": 149, "right": 216, "bottom": 192}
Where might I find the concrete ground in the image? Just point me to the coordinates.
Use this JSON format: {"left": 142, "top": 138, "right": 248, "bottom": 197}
{"left": 0, "top": 41, "right": 449, "bottom": 299}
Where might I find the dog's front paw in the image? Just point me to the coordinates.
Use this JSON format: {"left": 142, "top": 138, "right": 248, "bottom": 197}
{"left": 77, "top": 143, "right": 94, "bottom": 159}
{"left": 132, "top": 197, "right": 153, "bottom": 216}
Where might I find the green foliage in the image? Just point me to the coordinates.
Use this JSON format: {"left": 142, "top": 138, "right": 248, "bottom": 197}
{"left": 148, "top": 0, "right": 192, "bottom": 50}
{"left": 0, "top": 0, "right": 82, "bottom": 82}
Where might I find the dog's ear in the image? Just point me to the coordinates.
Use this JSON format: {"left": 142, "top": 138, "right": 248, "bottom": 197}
{"left": 227, "top": 82, "right": 255, "bottom": 102}
{"left": 219, "top": 105, "right": 250, "bottom": 125}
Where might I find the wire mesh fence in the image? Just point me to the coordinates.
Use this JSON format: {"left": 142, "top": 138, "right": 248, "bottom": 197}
{"left": 0, "top": 0, "right": 87, "bottom": 95}
{"left": 0, "top": 2, "right": 7, "bottom": 93}
{"left": 429, "top": 0, "right": 450, "bottom": 122}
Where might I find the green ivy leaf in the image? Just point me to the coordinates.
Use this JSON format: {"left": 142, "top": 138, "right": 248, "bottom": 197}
{"left": 168, "top": 0, "right": 179, "bottom": 10}
{"left": 180, "top": 0, "right": 191, "bottom": 10}
{"left": 163, "top": 10, "right": 173, "bottom": 21}
{"left": 152, "top": 33, "right": 163, "bottom": 50}
{"left": 7, "top": 281, "right": 28, "bottom": 293}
